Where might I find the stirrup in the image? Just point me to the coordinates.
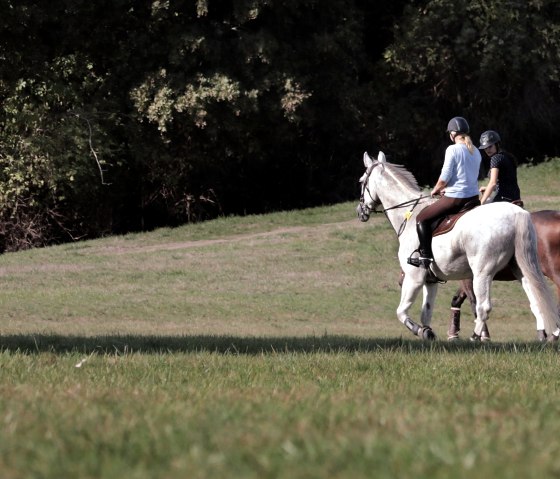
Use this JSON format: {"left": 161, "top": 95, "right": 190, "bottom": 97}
{"left": 418, "top": 256, "right": 433, "bottom": 267}
{"left": 407, "top": 256, "right": 433, "bottom": 268}
{"left": 407, "top": 257, "right": 421, "bottom": 267}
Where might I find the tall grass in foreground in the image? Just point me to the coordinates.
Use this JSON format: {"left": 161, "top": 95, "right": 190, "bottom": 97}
{"left": 1, "top": 158, "right": 560, "bottom": 478}
{"left": 2, "top": 345, "right": 560, "bottom": 479}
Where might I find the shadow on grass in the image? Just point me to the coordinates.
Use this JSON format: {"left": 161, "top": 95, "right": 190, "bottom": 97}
{"left": 0, "top": 333, "right": 556, "bottom": 355}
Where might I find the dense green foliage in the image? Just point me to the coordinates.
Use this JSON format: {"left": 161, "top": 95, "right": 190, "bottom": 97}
{"left": 1, "top": 0, "right": 559, "bottom": 249}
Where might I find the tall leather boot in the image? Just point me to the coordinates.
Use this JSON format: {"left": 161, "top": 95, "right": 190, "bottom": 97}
{"left": 416, "top": 221, "right": 433, "bottom": 267}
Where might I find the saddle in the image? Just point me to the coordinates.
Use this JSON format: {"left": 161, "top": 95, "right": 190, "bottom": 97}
{"left": 431, "top": 197, "right": 524, "bottom": 236}
{"left": 431, "top": 198, "right": 480, "bottom": 237}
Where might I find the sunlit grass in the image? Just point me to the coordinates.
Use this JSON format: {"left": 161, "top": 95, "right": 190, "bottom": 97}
{"left": 1, "top": 158, "right": 560, "bottom": 478}
{"left": 2, "top": 347, "right": 560, "bottom": 479}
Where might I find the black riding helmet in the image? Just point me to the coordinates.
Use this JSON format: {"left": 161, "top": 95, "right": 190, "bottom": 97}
{"left": 446, "top": 116, "right": 470, "bottom": 134}
{"left": 478, "top": 130, "right": 501, "bottom": 149}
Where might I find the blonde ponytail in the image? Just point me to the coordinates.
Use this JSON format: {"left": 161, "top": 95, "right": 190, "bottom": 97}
{"left": 458, "top": 134, "right": 475, "bottom": 154}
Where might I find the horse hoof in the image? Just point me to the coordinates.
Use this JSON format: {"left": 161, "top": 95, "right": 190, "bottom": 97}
{"left": 420, "top": 326, "right": 436, "bottom": 340}
{"left": 548, "top": 333, "right": 559, "bottom": 343}
{"left": 447, "top": 334, "right": 460, "bottom": 341}
{"left": 537, "top": 330, "right": 548, "bottom": 342}
{"left": 481, "top": 332, "right": 491, "bottom": 342}
{"left": 470, "top": 332, "right": 481, "bottom": 342}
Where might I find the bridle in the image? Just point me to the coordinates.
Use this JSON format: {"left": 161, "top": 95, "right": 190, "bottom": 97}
{"left": 357, "top": 163, "right": 380, "bottom": 220}
{"left": 357, "top": 163, "right": 430, "bottom": 236}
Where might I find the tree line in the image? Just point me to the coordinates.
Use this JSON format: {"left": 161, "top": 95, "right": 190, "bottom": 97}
{"left": 1, "top": 0, "right": 559, "bottom": 250}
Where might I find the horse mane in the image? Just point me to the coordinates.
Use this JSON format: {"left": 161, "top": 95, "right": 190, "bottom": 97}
{"left": 384, "top": 162, "right": 421, "bottom": 192}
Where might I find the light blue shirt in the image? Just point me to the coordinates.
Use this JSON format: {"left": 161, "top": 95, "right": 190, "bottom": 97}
{"left": 440, "top": 143, "right": 481, "bottom": 198}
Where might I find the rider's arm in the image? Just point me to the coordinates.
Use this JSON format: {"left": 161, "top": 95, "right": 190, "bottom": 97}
{"left": 431, "top": 178, "right": 448, "bottom": 197}
{"left": 480, "top": 168, "right": 499, "bottom": 204}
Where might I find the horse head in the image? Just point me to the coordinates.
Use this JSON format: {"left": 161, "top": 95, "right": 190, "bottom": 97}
{"left": 357, "top": 151, "right": 386, "bottom": 222}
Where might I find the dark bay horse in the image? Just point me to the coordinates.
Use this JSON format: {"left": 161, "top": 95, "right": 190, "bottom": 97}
{"left": 447, "top": 210, "right": 560, "bottom": 341}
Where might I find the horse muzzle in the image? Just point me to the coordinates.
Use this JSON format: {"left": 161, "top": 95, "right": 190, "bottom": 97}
{"left": 357, "top": 203, "right": 371, "bottom": 222}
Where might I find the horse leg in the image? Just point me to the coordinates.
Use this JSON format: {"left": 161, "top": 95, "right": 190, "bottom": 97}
{"left": 517, "top": 274, "right": 556, "bottom": 341}
{"left": 547, "top": 279, "right": 560, "bottom": 340}
{"left": 511, "top": 262, "right": 559, "bottom": 341}
{"left": 448, "top": 279, "right": 491, "bottom": 342}
{"left": 460, "top": 278, "right": 491, "bottom": 342}
{"left": 522, "top": 275, "right": 560, "bottom": 342}
{"left": 545, "top": 280, "right": 560, "bottom": 341}
{"left": 447, "top": 286, "right": 466, "bottom": 341}
{"left": 557, "top": 283, "right": 560, "bottom": 318}
{"left": 514, "top": 277, "right": 560, "bottom": 341}
{"left": 554, "top": 283, "right": 560, "bottom": 341}
{"left": 471, "top": 275, "right": 493, "bottom": 339}
{"left": 397, "top": 275, "right": 438, "bottom": 340}
{"left": 464, "top": 278, "right": 478, "bottom": 317}
{"left": 448, "top": 279, "right": 473, "bottom": 340}
{"left": 420, "top": 283, "right": 438, "bottom": 328}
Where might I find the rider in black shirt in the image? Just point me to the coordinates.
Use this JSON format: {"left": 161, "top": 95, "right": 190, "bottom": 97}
{"left": 478, "top": 130, "right": 521, "bottom": 204}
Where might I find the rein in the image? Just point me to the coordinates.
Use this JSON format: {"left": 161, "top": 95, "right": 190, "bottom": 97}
{"left": 382, "top": 196, "right": 430, "bottom": 237}
{"left": 380, "top": 196, "right": 430, "bottom": 214}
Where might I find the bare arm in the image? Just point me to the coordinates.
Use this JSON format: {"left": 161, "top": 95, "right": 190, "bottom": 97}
{"left": 431, "top": 178, "right": 448, "bottom": 197}
{"left": 480, "top": 168, "right": 499, "bottom": 204}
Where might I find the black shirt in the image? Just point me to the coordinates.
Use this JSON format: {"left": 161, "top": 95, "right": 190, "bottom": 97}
{"left": 489, "top": 152, "right": 521, "bottom": 201}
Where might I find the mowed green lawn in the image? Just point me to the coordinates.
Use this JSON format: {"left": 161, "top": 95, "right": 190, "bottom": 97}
{"left": 1, "top": 158, "right": 560, "bottom": 479}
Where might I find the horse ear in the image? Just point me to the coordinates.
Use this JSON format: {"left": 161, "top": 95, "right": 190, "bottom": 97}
{"left": 377, "top": 151, "right": 387, "bottom": 164}
{"left": 363, "top": 152, "right": 374, "bottom": 168}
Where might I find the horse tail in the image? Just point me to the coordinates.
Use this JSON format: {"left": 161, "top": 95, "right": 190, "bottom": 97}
{"left": 514, "top": 210, "right": 559, "bottom": 334}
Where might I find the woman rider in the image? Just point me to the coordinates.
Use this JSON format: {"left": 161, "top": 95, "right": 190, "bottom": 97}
{"left": 478, "top": 130, "right": 521, "bottom": 204}
{"left": 412, "top": 117, "right": 482, "bottom": 268}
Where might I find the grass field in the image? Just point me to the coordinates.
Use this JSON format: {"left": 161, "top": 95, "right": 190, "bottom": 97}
{"left": 1, "top": 158, "right": 560, "bottom": 478}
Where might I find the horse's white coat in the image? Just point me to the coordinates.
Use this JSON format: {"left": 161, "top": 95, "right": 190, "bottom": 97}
{"left": 359, "top": 151, "right": 559, "bottom": 337}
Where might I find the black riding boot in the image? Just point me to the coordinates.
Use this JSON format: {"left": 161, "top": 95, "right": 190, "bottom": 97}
{"left": 416, "top": 221, "right": 433, "bottom": 267}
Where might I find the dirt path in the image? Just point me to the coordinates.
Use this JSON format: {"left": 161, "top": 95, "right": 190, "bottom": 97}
{"left": 92, "top": 219, "right": 361, "bottom": 255}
